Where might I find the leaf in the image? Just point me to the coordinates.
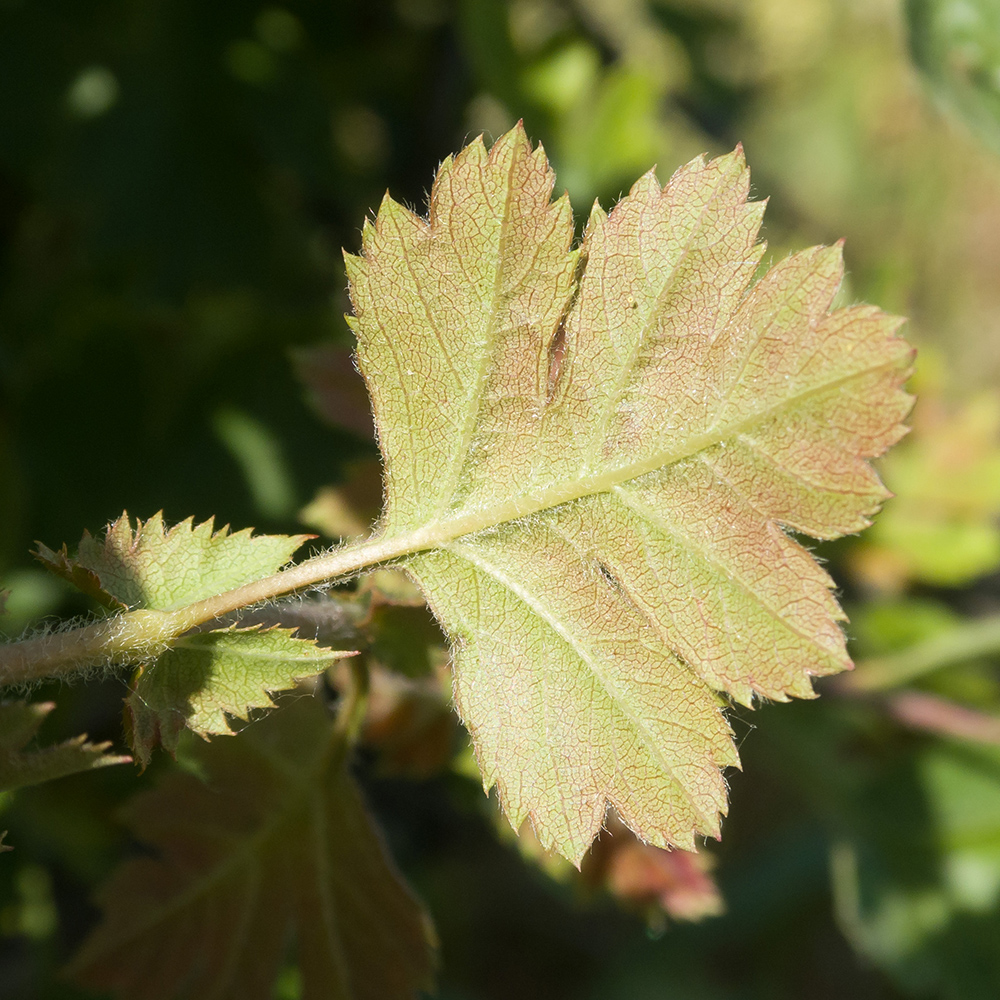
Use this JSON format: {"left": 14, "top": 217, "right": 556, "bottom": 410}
{"left": 832, "top": 743, "right": 1000, "bottom": 998}
{"left": 126, "top": 627, "right": 352, "bottom": 767}
{"left": 907, "top": 0, "right": 1000, "bottom": 154}
{"left": 0, "top": 700, "right": 130, "bottom": 792}
{"left": 584, "top": 814, "right": 724, "bottom": 923}
{"left": 851, "top": 391, "right": 1000, "bottom": 589}
{"left": 36, "top": 511, "right": 312, "bottom": 611}
{"left": 300, "top": 458, "right": 383, "bottom": 539}
{"left": 33, "top": 512, "right": 341, "bottom": 763}
{"left": 347, "top": 124, "right": 912, "bottom": 862}
{"left": 68, "top": 695, "right": 436, "bottom": 1000}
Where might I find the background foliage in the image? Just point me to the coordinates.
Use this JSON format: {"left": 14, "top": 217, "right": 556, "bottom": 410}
{"left": 3, "top": 0, "right": 1000, "bottom": 997}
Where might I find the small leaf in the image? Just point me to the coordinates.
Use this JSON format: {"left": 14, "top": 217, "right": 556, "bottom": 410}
{"left": 126, "top": 627, "right": 351, "bottom": 766}
{"left": 69, "top": 696, "right": 435, "bottom": 1000}
{"left": 0, "top": 701, "right": 130, "bottom": 792}
{"left": 348, "top": 125, "right": 912, "bottom": 862}
{"left": 36, "top": 512, "right": 311, "bottom": 611}
{"left": 293, "top": 343, "right": 376, "bottom": 440}
{"left": 584, "top": 814, "right": 724, "bottom": 923}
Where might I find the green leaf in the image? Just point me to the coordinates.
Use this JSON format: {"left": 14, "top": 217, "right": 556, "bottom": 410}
{"left": 126, "top": 627, "right": 351, "bottom": 766}
{"left": 35, "top": 511, "right": 311, "bottom": 611}
{"left": 854, "top": 391, "right": 1000, "bottom": 588}
{"left": 68, "top": 696, "right": 436, "bottom": 1000}
{"left": 347, "top": 125, "right": 913, "bottom": 862}
{"left": 833, "top": 743, "right": 1000, "bottom": 998}
{"left": 0, "top": 700, "right": 130, "bottom": 792}
{"left": 907, "top": 0, "right": 1000, "bottom": 154}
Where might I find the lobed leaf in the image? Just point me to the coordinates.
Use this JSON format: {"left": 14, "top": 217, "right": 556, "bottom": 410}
{"left": 69, "top": 695, "right": 435, "bottom": 1000}
{"left": 35, "top": 511, "right": 311, "bottom": 611}
{"left": 126, "top": 627, "right": 351, "bottom": 766}
{"left": 0, "top": 700, "right": 129, "bottom": 793}
{"left": 347, "top": 124, "right": 913, "bottom": 862}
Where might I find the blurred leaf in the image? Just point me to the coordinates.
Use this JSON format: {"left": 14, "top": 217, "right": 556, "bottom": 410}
{"left": 358, "top": 569, "right": 426, "bottom": 608}
{"left": 834, "top": 743, "right": 1000, "bottom": 999}
{"left": 300, "top": 459, "right": 383, "bottom": 540}
{"left": 908, "top": 0, "right": 1000, "bottom": 154}
{"left": 126, "top": 627, "right": 351, "bottom": 767}
{"left": 363, "top": 664, "right": 456, "bottom": 777}
{"left": 584, "top": 814, "right": 724, "bottom": 923}
{"left": 852, "top": 392, "right": 1000, "bottom": 589}
{"left": 0, "top": 700, "right": 129, "bottom": 793}
{"left": 68, "top": 695, "right": 436, "bottom": 1000}
{"left": 35, "top": 512, "right": 311, "bottom": 611}
{"left": 850, "top": 596, "right": 962, "bottom": 658}
{"left": 212, "top": 407, "right": 298, "bottom": 520}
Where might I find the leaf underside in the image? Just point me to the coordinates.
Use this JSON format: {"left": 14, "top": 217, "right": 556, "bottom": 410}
{"left": 69, "top": 696, "right": 435, "bottom": 1000}
{"left": 348, "top": 124, "right": 913, "bottom": 862}
{"left": 36, "top": 513, "right": 347, "bottom": 763}
{"left": 126, "top": 627, "right": 350, "bottom": 767}
{"left": 36, "top": 511, "right": 312, "bottom": 612}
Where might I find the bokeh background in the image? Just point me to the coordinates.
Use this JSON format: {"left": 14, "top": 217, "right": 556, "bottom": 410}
{"left": 4, "top": 0, "right": 1000, "bottom": 997}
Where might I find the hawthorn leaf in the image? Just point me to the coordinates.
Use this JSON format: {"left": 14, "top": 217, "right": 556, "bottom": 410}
{"left": 0, "top": 700, "right": 130, "bottom": 792}
{"left": 347, "top": 124, "right": 913, "bottom": 862}
{"left": 126, "top": 627, "right": 351, "bottom": 766}
{"left": 34, "top": 513, "right": 333, "bottom": 762}
{"left": 69, "top": 696, "right": 435, "bottom": 1000}
{"left": 36, "top": 511, "right": 311, "bottom": 611}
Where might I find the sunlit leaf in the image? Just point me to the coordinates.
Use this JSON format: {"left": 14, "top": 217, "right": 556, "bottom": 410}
{"left": 69, "top": 696, "right": 435, "bottom": 1000}
{"left": 348, "top": 124, "right": 912, "bottom": 862}
{"left": 35, "top": 511, "right": 311, "bottom": 611}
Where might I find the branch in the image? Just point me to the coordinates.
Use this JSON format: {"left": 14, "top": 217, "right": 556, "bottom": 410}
{"left": 0, "top": 531, "right": 415, "bottom": 687}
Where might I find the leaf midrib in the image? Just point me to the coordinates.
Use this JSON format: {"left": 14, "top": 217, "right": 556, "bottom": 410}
{"left": 206, "top": 354, "right": 901, "bottom": 629}
{"left": 381, "top": 355, "right": 903, "bottom": 557}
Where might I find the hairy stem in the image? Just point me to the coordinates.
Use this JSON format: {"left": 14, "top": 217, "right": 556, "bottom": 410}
{"left": 0, "top": 532, "right": 413, "bottom": 687}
